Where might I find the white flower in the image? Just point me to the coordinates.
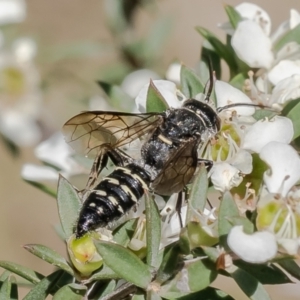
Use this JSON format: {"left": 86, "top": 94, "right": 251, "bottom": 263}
{"left": 121, "top": 69, "right": 160, "bottom": 99}
{"left": 215, "top": 80, "right": 255, "bottom": 116}
{"left": 228, "top": 225, "right": 278, "bottom": 263}
{"left": 12, "top": 37, "right": 37, "bottom": 62}
{"left": 22, "top": 132, "right": 86, "bottom": 182}
{"left": 231, "top": 20, "right": 274, "bottom": 69}
{"left": 165, "top": 62, "right": 181, "bottom": 83}
{"left": 0, "top": 0, "right": 26, "bottom": 25}
{"left": 268, "top": 60, "right": 300, "bottom": 85}
{"left": 235, "top": 3, "right": 271, "bottom": 36}
{"left": 210, "top": 162, "right": 243, "bottom": 192}
{"left": 135, "top": 80, "right": 182, "bottom": 112}
{"left": 260, "top": 142, "right": 300, "bottom": 196}
{"left": 241, "top": 116, "right": 294, "bottom": 153}
{"left": 0, "top": 37, "right": 42, "bottom": 147}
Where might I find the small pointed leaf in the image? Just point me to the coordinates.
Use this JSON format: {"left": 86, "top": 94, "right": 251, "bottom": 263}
{"left": 23, "top": 270, "right": 63, "bottom": 300}
{"left": 224, "top": 5, "right": 242, "bottom": 29}
{"left": 234, "top": 261, "right": 292, "bottom": 284}
{"left": 277, "top": 259, "right": 300, "bottom": 281}
{"left": 0, "top": 261, "right": 43, "bottom": 284}
{"left": 87, "top": 264, "right": 120, "bottom": 283}
{"left": 230, "top": 267, "right": 271, "bottom": 300}
{"left": 95, "top": 241, "right": 152, "bottom": 288}
{"left": 57, "top": 175, "right": 81, "bottom": 238}
{"left": 145, "top": 193, "right": 161, "bottom": 268}
{"left": 274, "top": 24, "right": 300, "bottom": 52}
{"left": 113, "top": 219, "right": 138, "bottom": 246}
{"left": 187, "top": 165, "right": 208, "bottom": 219}
{"left": 0, "top": 277, "right": 11, "bottom": 300}
{"left": 281, "top": 99, "right": 300, "bottom": 139}
{"left": 53, "top": 284, "right": 86, "bottom": 300}
{"left": 180, "top": 65, "right": 204, "bottom": 98}
{"left": 146, "top": 80, "right": 169, "bottom": 113}
{"left": 218, "top": 192, "right": 239, "bottom": 248}
{"left": 23, "top": 180, "right": 57, "bottom": 198}
{"left": 177, "top": 286, "right": 234, "bottom": 300}
{"left": 23, "top": 244, "right": 74, "bottom": 276}
{"left": 159, "top": 258, "right": 217, "bottom": 299}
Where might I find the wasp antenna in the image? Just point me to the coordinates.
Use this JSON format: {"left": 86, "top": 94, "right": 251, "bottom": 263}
{"left": 204, "top": 60, "right": 214, "bottom": 103}
{"left": 216, "top": 103, "right": 276, "bottom": 113}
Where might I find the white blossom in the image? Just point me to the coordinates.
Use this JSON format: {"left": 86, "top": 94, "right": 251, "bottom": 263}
{"left": 0, "top": 0, "right": 26, "bottom": 25}
{"left": 260, "top": 142, "right": 300, "bottom": 196}
{"left": 228, "top": 225, "right": 278, "bottom": 263}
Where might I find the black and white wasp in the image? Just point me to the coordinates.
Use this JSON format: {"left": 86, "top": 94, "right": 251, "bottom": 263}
{"left": 62, "top": 77, "right": 261, "bottom": 238}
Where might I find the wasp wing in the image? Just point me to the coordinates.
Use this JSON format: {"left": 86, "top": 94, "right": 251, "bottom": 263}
{"left": 151, "top": 139, "right": 199, "bottom": 196}
{"left": 62, "top": 111, "right": 163, "bottom": 157}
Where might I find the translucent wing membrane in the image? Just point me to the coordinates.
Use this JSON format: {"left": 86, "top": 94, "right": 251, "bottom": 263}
{"left": 152, "top": 139, "right": 199, "bottom": 195}
{"left": 62, "top": 111, "right": 164, "bottom": 157}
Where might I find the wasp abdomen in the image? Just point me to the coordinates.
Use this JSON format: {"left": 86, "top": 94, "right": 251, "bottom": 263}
{"left": 75, "top": 163, "right": 150, "bottom": 238}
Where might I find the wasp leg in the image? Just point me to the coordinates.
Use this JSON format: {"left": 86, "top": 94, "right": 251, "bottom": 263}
{"left": 85, "top": 146, "right": 135, "bottom": 192}
{"left": 197, "top": 158, "right": 213, "bottom": 171}
{"left": 175, "top": 191, "right": 184, "bottom": 228}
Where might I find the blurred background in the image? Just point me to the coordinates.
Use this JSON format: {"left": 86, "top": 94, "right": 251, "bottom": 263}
{"left": 0, "top": 0, "right": 300, "bottom": 298}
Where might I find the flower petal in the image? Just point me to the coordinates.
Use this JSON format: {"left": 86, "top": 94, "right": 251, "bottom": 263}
{"left": 21, "top": 164, "right": 59, "bottom": 181}
{"left": 241, "top": 116, "right": 294, "bottom": 153}
{"left": 259, "top": 142, "right": 300, "bottom": 196}
{"left": 215, "top": 80, "right": 255, "bottom": 116}
{"left": 228, "top": 226, "right": 277, "bottom": 263}
{"left": 121, "top": 69, "right": 160, "bottom": 99}
{"left": 0, "top": 0, "right": 26, "bottom": 25}
{"left": 268, "top": 60, "right": 300, "bottom": 86}
{"left": 210, "top": 162, "right": 243, "bottom": 192}
{"left": 235, "top": 3, "right": 271, "bottom": 36}
{"left": 135, "top": 80, "right": 181, "bottom": 112}
{"left": 271, "top": 74, "right": 300, "bottom": 104}
{"left": 290, "top": 9, "right": 300, "bottom": 29}
{"left": 231, "top": 20, "right": 274, "bottom": 69}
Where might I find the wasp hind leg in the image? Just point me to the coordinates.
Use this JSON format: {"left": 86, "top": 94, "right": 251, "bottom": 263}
{"left": 84, "top": 146, "right": 135, "bottom": 192}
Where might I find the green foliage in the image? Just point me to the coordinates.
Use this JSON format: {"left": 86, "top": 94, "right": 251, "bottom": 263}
{"left": 8, "top": 1, "right": 300, "bottom": 299}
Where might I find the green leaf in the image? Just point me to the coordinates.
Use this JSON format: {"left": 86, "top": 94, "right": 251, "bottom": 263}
{"left": 252, "top": 109, "right": 278, "bottom": 121}
{"left": 200, "top": 46, "right": 221, "bottom": 80}
{"left": 87, "top": 264, "right": 120, "bottom": 283}
{"left": 23, "top": 270, "right": 64, "bottom": 300}
{"left": 23, "top": 244, "right": 74, "bottom": 276}
{"left": 145, "top": 193, "right": 161, "bottom": 268}
{"left": 23, "top": 180, "right": 57, "bottom": 198}
{"left": 88, "top": 280, "right": 116, "bottom": 299}
{"left": 230, "top": 267, "right": 271, "bottom": 300}
{"left": 0, "top": 132, "right": 19, "bottom": 157}
{"left": 278, "top": 259, "right": 300, "bottom": 281}
{"left": 177, "top": 286, "right": 234, "bottom": 300}
{"left": 180, "top": 65, "right": 204, "bottom": 98}
{"left": 159, "top": 258, "right": 217, "bottom": 299}
{"left": 53, "top": 283, "right": 86, "bottom": 300}
{"left": 226, "top": 216, "right": 254, "bottom": 234}
{"left": 113, "top": 218, "right": 138, "bottom": 246}
{"left": 146, "top": 291, "right": 162, "bottom": 300}
{"left": 156, "top": 245, "right": 182, "bottom": 285}
{"left": 218, "top": 192, "right": 239, "bottom": 248}
{"left": 0, "top": 261, "right": 43, "bottom": 284}
{"left": 274, "top": 24, "right": 300, "bottom": 52}
{"left": 132, "top": 294, "right": 146, "bottom": 300}
{"left": 235, "top": 261, "right": 292, "bottom": 284}
{"left": 0, "top": 277, "right": 11, "bottom": 300}
{"left": 281, "top": 98, "right": 300, "bottom": 139}
{"left": 98, "top": 81, "right": 134, "bottom": 112}
{"left": 196, "top": 27, "right": 238, "bottom": 73}
{"left": 187, "top": 165, "right": 208, "bottom": 219}
{"left": 224, "top": 5, "right": 242, "bottom": 29}
{"left": 146, "top": 80, "right": 169, "bottom": 113}
{"left": 57, "top": 175, "right": 82, "bottom": 238}
{"left": 95, "top": 241, "right": 152, "bottom": 288}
